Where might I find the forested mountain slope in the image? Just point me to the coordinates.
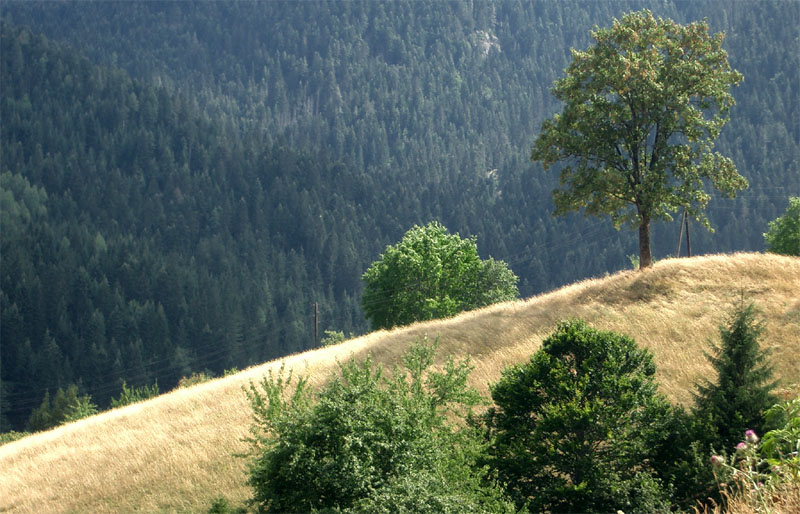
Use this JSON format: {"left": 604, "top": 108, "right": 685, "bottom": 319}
{"left": 0, "top": 23, "right": 389, "bottom": 429}
{"left": 5, "top": 1, "right": 797, "bottom": 277}
{"left": 1, "top": 1, "right": 798, "bottom": 430}
{"left": 1, "top": 253, "right": 798, "bottom": 513}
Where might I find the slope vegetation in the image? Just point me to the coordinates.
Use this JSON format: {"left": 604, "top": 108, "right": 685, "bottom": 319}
{"left": 1, "top": 253, "right": 798, "bottom": 512}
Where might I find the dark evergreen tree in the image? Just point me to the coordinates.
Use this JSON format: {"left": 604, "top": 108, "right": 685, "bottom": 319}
{"left": 693, "top": 302, "right": 778, "bottom": 449}
{"left": 26, "top": 384, "right": 96, "bottom": 432}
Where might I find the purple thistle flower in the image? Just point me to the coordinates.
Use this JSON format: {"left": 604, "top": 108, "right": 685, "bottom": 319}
{"left": 711, "top": 455, "right": 725, "bottom": 467}
{"left": 736, "top": 442, "right": 748, "bottom": 453}
{"left": 745, "top": 429, "right": 759, "bottom": 444}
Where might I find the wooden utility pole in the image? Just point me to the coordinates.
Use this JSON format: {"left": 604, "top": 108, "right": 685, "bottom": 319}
{"left": 676, "top": 209, "right": 686, "bottom": 258}
{"left": 313, "top": 302, "right": 319, "bottom": 348}
{"left": 685, "top": 211, "right": 691, "bottom": 257}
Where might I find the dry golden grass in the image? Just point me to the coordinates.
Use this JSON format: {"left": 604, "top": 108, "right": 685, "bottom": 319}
{"left": 1, "top": 252, "right": 798, "bottom": 513}
{"left": 697, "top": 480, "right": 800, "bottom": 514}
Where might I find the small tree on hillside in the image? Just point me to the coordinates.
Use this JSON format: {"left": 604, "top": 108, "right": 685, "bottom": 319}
{"left": 361, "top": 221, "right": 518, "bottom": 330}
{"left": 694, "top": 302, "right": 778, "bottom": 450}
{"left": 486, "top": 319, "right": 672, "bottom": 513}
{"left": 26, "top": 384, "right": 97, "bottom": 431}
{"left": 531, "top": 10, "right": 747, "bottom": 268}
{"left": 764, "top": 196, "right": 800, "bottom": 256}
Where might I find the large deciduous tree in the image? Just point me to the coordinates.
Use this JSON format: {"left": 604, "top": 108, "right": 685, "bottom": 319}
{"left": 361, "top": 221, "right": 518, "bottom": 330}
{"left": 531, "top": 10, "right": 747, "bottom": 268}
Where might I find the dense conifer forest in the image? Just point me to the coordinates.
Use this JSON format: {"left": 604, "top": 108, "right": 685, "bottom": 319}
{"left": 1, "top": 1, "right": 797, "bottom": 430}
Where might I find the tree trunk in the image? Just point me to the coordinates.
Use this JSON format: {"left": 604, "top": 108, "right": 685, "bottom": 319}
{"left": 639, "top": 214, "right": 652, "bottom": 269}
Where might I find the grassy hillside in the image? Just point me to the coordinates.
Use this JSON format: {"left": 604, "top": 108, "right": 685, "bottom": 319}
{"left": 1, "top": 253, "right": 798, "bottom": 513}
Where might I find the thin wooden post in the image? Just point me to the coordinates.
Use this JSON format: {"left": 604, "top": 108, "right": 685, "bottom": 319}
{"left": 685, "top": 211, "right": 691, "bottom": 257}
{"left": 676, "top": 209, "right": 686, "bottom": 258}
{"left": 313, "top": 302, "right": 318, "bottom": 348}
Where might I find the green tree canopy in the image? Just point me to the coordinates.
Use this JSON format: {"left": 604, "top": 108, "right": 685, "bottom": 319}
{"left": 531, "top": 9, "right": 747, "bottom": 268}
{"left": 361, "top": 222, "right": 518, "bottom": 330}
{"left": 764, "top": 196, "right": 800, "bottom": 256}
{"left": 486, "top": 319, "right": 672, "bottom": 513}
{"left": 243, "top": 338, "right": 516, "bottom": 513}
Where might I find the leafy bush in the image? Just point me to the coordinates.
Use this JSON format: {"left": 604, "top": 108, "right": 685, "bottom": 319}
{"left": 764, "top": 196, "right": 800, "bottom": 256}
{"left": 0, "top": 430, "right": 29, "bottom": 445}
{"left": 761, "top": 396, "right": 800, "bottom": 483}
{"left": 177, "top": 371, "right": 214, "bottom": 388}
{"left": 243, "top": 337, "right": 516, "bottom": 513}
{"left": 64, "top": 394, "right": 98, "bottom": 422}
{"left": 320, "top": 329, "right": 347, "bottom": 347}
{"left": 486, "top": 319, "right": 672, "bottom": 513}
{"left": 111, "top": 380, "right": 160, "bottom": 408}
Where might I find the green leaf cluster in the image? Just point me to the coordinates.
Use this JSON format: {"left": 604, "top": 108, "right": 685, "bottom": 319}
{"left": 486, "top": 319, "right": 672, "bottom": 512}
{"left": 0, "top": 430, "right": 29, "bottom": 446}
{"left": 764, "top": 196, "right": 800, "bottom": 256}
{"left": 320, "top": 329, "right": 348, "bottom": 347}
{"left": 243, "top": 337, "right": 516, "bottom": 513}
{"left": 761, "top": 397, "right": 800, "bottom": 482}
{"left": 362, "top": 222, "right": 519, "bottom": 330}
{"left": 110, "top": 380, "right": 160, "bottom": 408}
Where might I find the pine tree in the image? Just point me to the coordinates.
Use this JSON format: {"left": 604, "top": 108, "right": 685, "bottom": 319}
{"left": 694, "top": 302, "right": 778, "bottom": 449}
{"left": 26, "top": 391, "right": 54, "bottom": 432}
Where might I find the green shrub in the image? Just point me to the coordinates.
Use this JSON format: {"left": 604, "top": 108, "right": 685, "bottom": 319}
{"left": 486, "top": 319, "right": 672, "bottom": 512}
{"left": 64, "top": 394, "right": 98, "bottom": 422}
{"left": 0, "top": 430, "right": 29, "bottom": 445}
{"left": 111, "top": 380, "right": 160, "bottom": 408}
{"left": 362, "top": 222, "right": 518, "bottom": 329}
{"left": 761, "top": 396, "right": 800, "bottom": 482}
{"left": 177, "top": 371, "right": 214, "bottom": 388}
{"left": 320, "top": 329, "right": 347, "bottom": 347}
{"left": 243, "top": 337, "right": 517, "bottom": 513}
